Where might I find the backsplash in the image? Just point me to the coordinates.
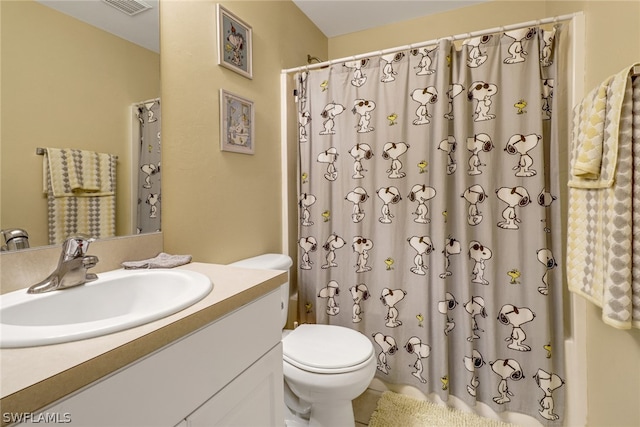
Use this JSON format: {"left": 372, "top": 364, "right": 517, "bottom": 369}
{"left": 0, "top": 233, "right": 163, "bottom": 294}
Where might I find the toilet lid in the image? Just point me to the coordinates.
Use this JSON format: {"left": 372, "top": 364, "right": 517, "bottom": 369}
{"left": 282, "top": 324, "right": 374, "bottom": 374}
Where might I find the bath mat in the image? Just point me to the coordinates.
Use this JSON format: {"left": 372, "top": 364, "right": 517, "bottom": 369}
{"left": 368, "top": 391, "right": 516, "bottom": 427}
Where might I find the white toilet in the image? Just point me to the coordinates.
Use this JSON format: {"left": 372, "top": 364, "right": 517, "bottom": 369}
{"left": 229, "top": 254, "right": 376, "bottom": 427}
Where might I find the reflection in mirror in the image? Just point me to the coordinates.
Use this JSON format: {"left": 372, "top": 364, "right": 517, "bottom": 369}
{"left": 0, "top": 0, "right": 160, "bottom": 248}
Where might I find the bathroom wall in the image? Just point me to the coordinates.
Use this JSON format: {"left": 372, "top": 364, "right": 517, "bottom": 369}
{"left": 160, "top": 1, "right": 327, "bottom": 264}
{"left": 0, "top": 0, "right": 160, "bottom": 245}
{"left": 325, "top": 1, "right": 640, "bottom": 425}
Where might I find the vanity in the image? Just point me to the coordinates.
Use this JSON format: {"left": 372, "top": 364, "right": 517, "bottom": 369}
{"left": 0, "top": 263, "right": 286, "bottom": 426}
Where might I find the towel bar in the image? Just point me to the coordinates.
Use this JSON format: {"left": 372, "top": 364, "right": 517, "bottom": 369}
{"left": 36, "top": 147, "right": 118, "bottom": 160}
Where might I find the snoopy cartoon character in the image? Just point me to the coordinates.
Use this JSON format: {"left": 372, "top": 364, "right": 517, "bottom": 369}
{"left": 464, "top": 34, "right": 492, "bottom": 68}
{"left": 465, "top": 296, "right": 487, "bottom": 341}
{"left": 319, "top": 102, "right": 345, "bottom": 135}
{"left": 382, "top": 142, "right": 409, "bottom": 178}
{"left": 467, "top": 133, "right": 494, "bottom": 175}
{"left": 349, "top": 143, "right": 373, "bottom": 179}
{"left": 496, "top": 186, "right": 531, "bottom": 229}
{"left": 380, "top": 52, "right": 404, "bottom": 82}
{"left": 468, "top": 81, "right": 498, "bottom": 121}
{"left": 381, "top": 287, "right": 407, "bottom": 327}
{"left": 490, "top": 358, "right": 525, "bottom": 404}
{"left": 352, "top": 99, "right": 376, "bottom": 133}
{"left": 503, "top": 27, "right": 536, "bottom": 64}
{"left": 377, "top": 186, "right": 402, "bottom": 224}
{"left": 345, "top": 187, "right": 369, "bottom": 223}
{"left": 444, "top": 84, "right": 465, "bottom": 120}
{"left": 440, "top": 237, "right": 462, "bottom": 279}
{"left": 318, "top": 280, "right": 340, "bottom": 316}
{"left": 407, "top": 236, "right": 435, "bottom": 276}
{"left": 140, "top": 163, "right": 159, "bottom": 189}
{"left": 505, "top": 133, "right": 541, "bottom": 177}
{"left": 411, "top": 87, "right": 438, "bottom": 125}
{"left": 298, "top": 236, "right": 318, "bottom": 270}
{"left": 461, "top": 184, "right": 488, "bottom": 225}
{"left": 317, "top": 147, "right": 339, "bottom": 181}
{"left": 534, "top": 368, "right": 565, "bottom": 421}
{"left": 437, "top": 292, "right": 458, "bottom": 335}
{"left": 353, "top": 236, "right": 374, "bottom": 273}
{"left": 540, "top": 29, "right": 556, "bottom": 67}
{"left": 536, "top": 248, "right": 557, "bottom": 295}
{"left": 225, "top": 27, "right": 245, "bottom": 67}
{"left": 299, "top": 193, "right": 316, "bottom": 226}
{"left": 372, "top": 332, "right": 398, "bottom": 374}
{"left": 410, "top": 46, "right": 437, "bottom": 75}
{"left": 322, "top": 233, "right": 346, "bottom": 269}
{"left": 469, "top": 241, "right": 493, "bottom": 285}
{"left": 146, "top": 193, "right": 160, "bottom": 218}
{"left": 498, "top": 304, "right": 536, "bottom": 351}
{"left": 408, "top": 184, "right": 436, "bottom": 224}
{"left": 343, "top": 58, "right": 369, "bottom": 87}
{"left": 298, "top": 111, "right": 311, "bottom": 142}
{"left": 438, "top": 136, "right": 458, "bottom": 174}
{"left": 463, "top": 349, "right": 486, "bottom": 396}
{"left": 349, "top": 284, "right": 370, "bottom": 322}
{"left": 405, "top": 337, "right": 431, "bottom": 383}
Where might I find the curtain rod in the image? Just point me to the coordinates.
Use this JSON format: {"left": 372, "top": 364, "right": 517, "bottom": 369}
{"left": 282, "top": 12, "right": 582, "bottom": 74}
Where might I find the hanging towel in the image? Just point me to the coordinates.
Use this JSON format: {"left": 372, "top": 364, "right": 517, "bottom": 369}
{"left": 122, "top": 253, "right": 192, "bottom": 269}
{"left": 43, "top": 148, "right": 115, "bottom": 196}
{"left": 43, "top": 148, "right": 117, "bottom": 245}
{"left": 567, "top": 63, "right": 640, "bottom": 329}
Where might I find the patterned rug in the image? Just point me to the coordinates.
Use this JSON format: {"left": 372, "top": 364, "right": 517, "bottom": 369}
{"left": 368, "top": 391, "right": 516, "bottom": 427}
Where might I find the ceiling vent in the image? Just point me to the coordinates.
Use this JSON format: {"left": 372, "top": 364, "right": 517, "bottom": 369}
{"left": 102, "top": 0, "right": 152, "bottom": 16}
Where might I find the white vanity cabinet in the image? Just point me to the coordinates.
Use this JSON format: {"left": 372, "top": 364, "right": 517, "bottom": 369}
{"left": 22, "top": 289, "right": 283, "bottom": 427}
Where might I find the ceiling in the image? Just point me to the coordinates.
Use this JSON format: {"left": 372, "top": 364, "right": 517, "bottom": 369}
{"left": 37, "top": 0, "right": 486, "bottom": 53}
{"left": 292, "top": 0, "right": 486, "bottom": 38}
{"left": 36, "top": 0, "right": 160, "bottom": 53}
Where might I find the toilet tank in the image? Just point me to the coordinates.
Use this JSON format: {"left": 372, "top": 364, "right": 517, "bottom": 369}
{"left": 229, "top": 254, "right": 293, "bottom": 329}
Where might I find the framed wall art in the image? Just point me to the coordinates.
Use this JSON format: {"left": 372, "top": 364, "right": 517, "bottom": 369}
{"left": 219, "top": 89, "right": 254, "bottom": 155}
{"left": 216, "top": 4, "right": 253, "bottom": 79}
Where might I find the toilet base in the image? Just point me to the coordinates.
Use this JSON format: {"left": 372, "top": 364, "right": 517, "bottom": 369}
{"left": 308, "top": 401, "right": 355, "bottom": 427}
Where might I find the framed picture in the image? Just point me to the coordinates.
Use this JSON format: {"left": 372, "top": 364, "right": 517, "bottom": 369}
{"left": 220, "top": 89, "right": 255, "bottom": 155}
{"left": 216, "top": 4, "right": 253, "bottom": 79}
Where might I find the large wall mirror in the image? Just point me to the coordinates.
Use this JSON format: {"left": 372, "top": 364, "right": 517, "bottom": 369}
{"left": 0, "top": 0, "right": 160, "bottom": 248}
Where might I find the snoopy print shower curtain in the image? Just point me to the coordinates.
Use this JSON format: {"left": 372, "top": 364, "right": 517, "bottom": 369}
{"left": 296, "top": 25, "right": 565, "bottom": 424}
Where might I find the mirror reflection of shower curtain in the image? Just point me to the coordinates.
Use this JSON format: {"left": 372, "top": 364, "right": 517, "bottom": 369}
{"left": 136, "top": 99, "right": 161, "bottom": 234}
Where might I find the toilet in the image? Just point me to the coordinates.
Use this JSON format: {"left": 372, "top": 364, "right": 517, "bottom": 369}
{"left": 229, "top": 254, "right": 376, "bottom": 427}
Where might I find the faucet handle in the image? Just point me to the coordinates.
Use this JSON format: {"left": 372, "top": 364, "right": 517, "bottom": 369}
{"left": 62, "top": 234, "right": 96, "bottom": 260}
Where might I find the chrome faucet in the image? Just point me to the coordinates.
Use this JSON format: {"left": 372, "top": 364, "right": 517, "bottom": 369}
{"left": 27, "top": 235, "right": 99, "bottom": 294}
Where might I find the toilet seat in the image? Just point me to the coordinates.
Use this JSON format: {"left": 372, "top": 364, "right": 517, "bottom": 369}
{"left": 282, "top": 324, "right": 374, "bottom": 374}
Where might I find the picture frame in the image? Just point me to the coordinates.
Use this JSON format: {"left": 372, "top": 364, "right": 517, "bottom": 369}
{"left": 219, "top": 89, "right": 255, "bottom": 155}
{"left": 216, "top": 3, "right": 253, "bottom": 79}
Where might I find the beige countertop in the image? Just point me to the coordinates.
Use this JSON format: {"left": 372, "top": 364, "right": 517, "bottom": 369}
{"left": 0, "top": 263, "right": 286, "bottom": 422}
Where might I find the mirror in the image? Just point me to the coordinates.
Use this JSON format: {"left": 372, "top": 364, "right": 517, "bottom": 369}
{"left": 0, "top": 0, "right": 160, "bottom": 248}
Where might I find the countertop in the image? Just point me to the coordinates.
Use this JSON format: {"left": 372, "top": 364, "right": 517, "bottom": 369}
{"left": 0, "top": 263, "right": 286, "bottom": 422}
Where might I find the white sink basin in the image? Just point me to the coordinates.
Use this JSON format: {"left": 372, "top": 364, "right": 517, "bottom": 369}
{"left": 0, "top": 269, "right": 213, "bottom": 348}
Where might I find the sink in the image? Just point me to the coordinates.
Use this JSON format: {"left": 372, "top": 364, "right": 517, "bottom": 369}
{"left": 0, "top": 269, "right": 213, "bottom": 348}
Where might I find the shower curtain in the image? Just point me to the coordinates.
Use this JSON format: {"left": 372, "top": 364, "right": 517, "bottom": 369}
{"left": 296, "top": 25, "right": 565, "bottom": 424}
{"left": 135, "top": 99, "right": 161, "bottom": 234}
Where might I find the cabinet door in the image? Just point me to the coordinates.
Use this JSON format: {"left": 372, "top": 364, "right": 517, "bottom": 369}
{"left": 20, "top": 290, "right": 281, "bottom": 427}
{"left": 187, "top": 343, "right": 283, "bottom": 427}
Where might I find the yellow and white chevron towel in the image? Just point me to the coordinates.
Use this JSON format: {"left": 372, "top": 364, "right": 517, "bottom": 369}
{"left": 43, "top": 148, "right": 117, "bottom": 245}
{"left": 567, "top": 64, "right": 640, "bottom": 329}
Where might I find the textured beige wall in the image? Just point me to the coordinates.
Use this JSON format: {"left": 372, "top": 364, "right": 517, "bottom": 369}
{"left": 160, "top": 0, "right": 326, "bottom": 264}
{"left": 0, "top": 0, "right": 160, "bottom": 246}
